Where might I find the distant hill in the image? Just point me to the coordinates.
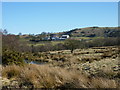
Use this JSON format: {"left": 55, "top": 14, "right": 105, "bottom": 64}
{"left": 20, "top": 27, "right": 120, "bottom": 40}
{"left": 60, "top": 27, "right": 120, "bottom": 37}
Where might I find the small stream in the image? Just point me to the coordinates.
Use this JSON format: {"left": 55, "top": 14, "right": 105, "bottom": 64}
{"left": 24, "top": 60, "right": 46, "bottom": 65}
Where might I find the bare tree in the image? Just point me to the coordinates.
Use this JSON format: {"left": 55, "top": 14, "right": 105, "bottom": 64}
{"left": 3, "top": 29, "right": 8, "bottom": 35}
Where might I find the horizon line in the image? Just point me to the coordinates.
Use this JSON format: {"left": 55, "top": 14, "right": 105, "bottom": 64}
{"left": 3, "top": 26, "right": 118, "bottom": 35}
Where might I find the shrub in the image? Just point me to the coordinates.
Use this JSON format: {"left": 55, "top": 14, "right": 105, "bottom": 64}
{"left": 2, "top": 49, "right": 24, "bottom": 65}
{"left": 64, "top": 39, "right": 80, "bottom": 53}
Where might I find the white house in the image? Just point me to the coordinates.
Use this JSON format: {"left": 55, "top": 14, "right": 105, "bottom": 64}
{"left": 60, "top": 35, "right": 70, "bottom": 40}
{"left": 43, "top": 34, "right": 70, "bottom": 41}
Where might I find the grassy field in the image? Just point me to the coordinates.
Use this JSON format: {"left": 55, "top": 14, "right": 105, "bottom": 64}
{"left": 2, "top": 46, "right": 120, "bottom": 88}
{"left": 72, "top": 36, "right": 104, "bottom": 40}
{"left": 26, "top": 40, "right": 65, "bottom": 46}
{"left": 20, "top": 36, "right": 105, "bottom": 47}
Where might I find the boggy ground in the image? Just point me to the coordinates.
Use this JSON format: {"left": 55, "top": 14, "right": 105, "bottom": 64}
{"left": 1, "top": 46, "right": 120, "bottom": 88}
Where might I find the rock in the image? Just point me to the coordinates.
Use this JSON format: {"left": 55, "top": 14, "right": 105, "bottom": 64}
{"left": 83, "top": 66, "right": 90, "bottom": 70}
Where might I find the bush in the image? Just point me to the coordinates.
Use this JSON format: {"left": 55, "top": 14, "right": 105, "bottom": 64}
{"left": 2, "top": 49, "right": 24, "bottom": 65}
{"left": 64, "top": 39, "right": 80, "bottom": 53}
{"left": 54, "top": 43, "right": 66, "bottom": 51}
{"left": 86, "top": 37, "right": 120, "bottom": 48}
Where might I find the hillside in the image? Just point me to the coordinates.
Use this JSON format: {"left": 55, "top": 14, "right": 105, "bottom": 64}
{"left": 61, "top": 27, "right": 119, "bottom": 37}
{"left": 18, "top": 27, "right": 120, "bottom": 48}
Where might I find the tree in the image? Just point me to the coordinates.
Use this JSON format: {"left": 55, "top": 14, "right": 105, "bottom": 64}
{"left": 31, "top": 45, "right": 34, "bottom": 53}
{"left": 2, "top": 35, "right": 20, "bottom": 50}
{"left": 0, "top": 29, "right": 2, "bottom": 35}
{"left": 3, "top": 29, "right": 8, "bottom": 35}
{"left": 18, "top": 32, "right": 22, "bottom": 36}
{"left": 64, "top": 39, "right": 80, "bottom": 53}
{"left": 41, "top": 32, "right": 47, "bottom": 35}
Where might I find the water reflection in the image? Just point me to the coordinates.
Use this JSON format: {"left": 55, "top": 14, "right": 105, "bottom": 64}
{"left": 24, "top": 60, "right": 45, "bottom": 65}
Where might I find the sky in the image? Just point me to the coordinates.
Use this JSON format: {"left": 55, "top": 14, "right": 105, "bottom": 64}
{"left": 1, "top": 0, "right": 120, "bottom": 2}
{"left": 2, "top": 2, "right": 118, "bottom": 34}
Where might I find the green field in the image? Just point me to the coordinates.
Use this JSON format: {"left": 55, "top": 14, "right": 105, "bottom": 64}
{"left": 27, "top": 41, "right": 65, "bottom": 46}
{"left": 20, "top": 36, "right": 105, "bottom": 47}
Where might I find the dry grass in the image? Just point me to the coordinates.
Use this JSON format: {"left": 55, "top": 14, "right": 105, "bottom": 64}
{"left": 90, "top": 77, "right": 117, "bottom": 88}
{"left": 2, "top": 64, "right": 119, "bottom": 88}
{"left": 2, "top": 46, "right": 119, "bottom": 88}
{"left": 2, "top": 65, "right": 21, "bottom": 79}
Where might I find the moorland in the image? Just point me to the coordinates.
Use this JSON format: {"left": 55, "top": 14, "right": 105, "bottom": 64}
{"left": 1, "top": 27, "right": 120, "bottom": 88}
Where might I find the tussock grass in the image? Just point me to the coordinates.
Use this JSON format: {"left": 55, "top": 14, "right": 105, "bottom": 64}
{"left": 2, "top": 64, "right": 119, "bottom": 88}
{"left": 2, "top": 46, "right": 119, "bottom": 88}
{"left": 90, "top": 77, "right": 117, "bottom": 88}
{"left": 2, "top": 65, "right": 21, "bottom": 79}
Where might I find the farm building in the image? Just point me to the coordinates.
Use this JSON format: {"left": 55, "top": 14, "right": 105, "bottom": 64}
{"left": 59, "top": 35, "right": 70, "bottom": 40}
{"left": 42, "top": 34, "right": 70, "bottom": 41}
